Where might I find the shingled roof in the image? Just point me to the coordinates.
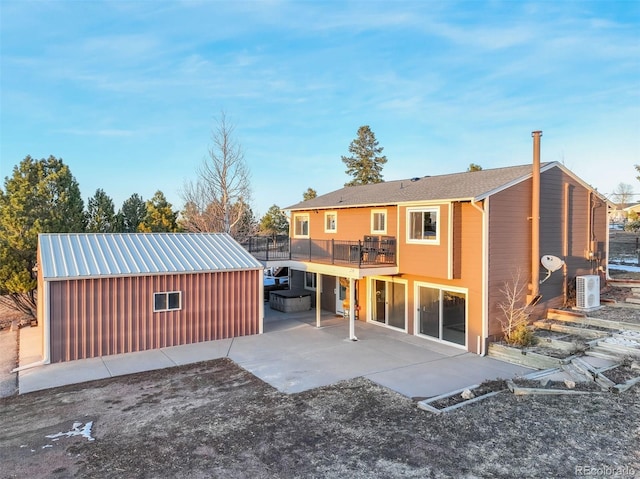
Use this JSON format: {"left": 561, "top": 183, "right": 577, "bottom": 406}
{"left": 287, "top": 162, "right": 559, "bottom": 211}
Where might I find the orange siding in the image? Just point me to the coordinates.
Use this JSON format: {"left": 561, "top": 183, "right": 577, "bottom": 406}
{"left": 293, "top": 206, "right": 398, "bottom": 242}
{"left": 397, "top": 203, "right": 450, "bottom": 278}
{"left": 48, "top": 270, "right": 261, "bottom": 363}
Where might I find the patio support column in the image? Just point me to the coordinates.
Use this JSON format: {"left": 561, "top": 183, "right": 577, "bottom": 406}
{"left": 316, "top": 273, "right": 322, "bottom": 328}
{"left": 348, "top": 277, "right": 357, "bottom": 341}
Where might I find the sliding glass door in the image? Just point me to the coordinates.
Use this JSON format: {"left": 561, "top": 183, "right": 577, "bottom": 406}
{"left": 417, "top": 284, "right": 466, "bottom": 347}
{"left": 371, "top": 279, "right": 406, "bottom": 330}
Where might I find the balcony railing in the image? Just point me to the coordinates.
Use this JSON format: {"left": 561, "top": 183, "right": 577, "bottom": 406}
{"left": 243, "top": 235, "right": 396, "bottom": 267}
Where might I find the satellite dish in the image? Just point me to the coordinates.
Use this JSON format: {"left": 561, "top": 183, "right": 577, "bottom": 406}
{"left": 541, "top": 255, "right": 564, "bottom": 272}
{"left": 540, "top": 255, "right": 565, "bottom": 284}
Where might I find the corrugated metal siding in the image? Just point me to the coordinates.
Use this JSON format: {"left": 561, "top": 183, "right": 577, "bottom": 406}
{"left": 49, "top": 270, "right": 260, "bottom": 362}
{"left": 39, "top": 233, "right": 262, "bottom": 280}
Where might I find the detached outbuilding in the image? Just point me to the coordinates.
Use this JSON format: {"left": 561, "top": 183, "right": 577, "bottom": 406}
{"left": 37, "top": 233, "right": 264, "bottom": 363}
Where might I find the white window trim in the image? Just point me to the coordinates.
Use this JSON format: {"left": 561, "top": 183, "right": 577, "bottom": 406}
{"left": 293, "top": 213, "right": 310, "bottom": 238}
{"left": 153, "top": 291, "right": 182, "bottom": 312}
{"left": 366, "top": 276, "right": 409, "bottom": 333}
{"left": 406, "top": 206, "right": 440, "bottom": 245}
{"left": 304, "top": 271, "right": 316, "bottom": 291}
{"left": 413, "top": 281, "right": 467, "bottom": 350}
{"left": 371, "top": 209, "right": 387, "bottom": 234}
{"left": 324, "top": 211, "right": 337, "bottom": 233}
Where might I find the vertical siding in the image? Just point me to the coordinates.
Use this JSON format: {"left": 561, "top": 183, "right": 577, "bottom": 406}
{"left": 487, "top": 179, "right": 532, "bottom": 337}
{"left": 49, "top": 270, "right": 261, "bottom": 362}
{"left": 487, "top": 167, "right": 608, "bottom": 338}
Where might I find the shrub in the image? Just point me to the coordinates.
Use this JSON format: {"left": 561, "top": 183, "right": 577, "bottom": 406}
{"left": 497, "top": 269, "right": 536, "bottom": 347}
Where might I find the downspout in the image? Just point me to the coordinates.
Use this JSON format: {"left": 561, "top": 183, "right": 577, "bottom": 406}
{"left": 471, "top": 198, "right": 487, "bottom": 355}
{"left": 529, "top": 131, "right": 542, "bottom": 305}
{"left": 13, "top": 280, "right": 51, "bottom": 372}
{"left": 259, "top": 269, "right": 265, "bottom": 334}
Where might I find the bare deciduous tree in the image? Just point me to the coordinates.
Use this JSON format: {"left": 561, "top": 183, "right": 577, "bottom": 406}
{"left": 497, "top": 270, "right": 535, "bottom": 346}
{"left": 612, "top": 182, "right": 634, "bottom": 210}
{"left": 181, "top": 112, "right": 251, "bottom": 236}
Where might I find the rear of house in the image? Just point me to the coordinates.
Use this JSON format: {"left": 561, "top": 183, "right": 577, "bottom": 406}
{"left": 252, "top": 160, "right": 608, "bottom": 355}
{"left": 37, "top": 233, "right": 264, "bottom": 363}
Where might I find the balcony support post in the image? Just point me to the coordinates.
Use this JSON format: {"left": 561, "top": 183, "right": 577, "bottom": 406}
{"left": 316, "top": 273, "right": 322, "bottom": 328}
{"left": 348, "top": 277, "right": 357, "bottom": 341}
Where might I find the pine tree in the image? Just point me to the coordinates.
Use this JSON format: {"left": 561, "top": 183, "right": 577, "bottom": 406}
{"left": 118, "top": 193, "right": 147, "bottom": 232}
{"left": 86, "top": 188, "right": 117, "bottom": 232}
{"left": 259, "top": 205, "right": 289, "bottom": 236}
{"left": 303, "top": 188, "right": 317, "bottom": 201}
{"left": 341, "top": 126, "right": 387, "bottom": 186}
{"left": 139, "top": 191, "right": 180, "bottom": 232}
{"left": 0, "top": 155, "right": 85, "bottom": 315}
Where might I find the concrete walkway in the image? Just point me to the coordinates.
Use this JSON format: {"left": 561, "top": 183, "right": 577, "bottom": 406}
{"left": 15, "top": 308, "right": 531, "bottom": 399}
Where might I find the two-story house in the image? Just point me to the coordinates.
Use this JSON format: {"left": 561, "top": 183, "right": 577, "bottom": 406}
{"left": 254, "top": 155, "right": 608, "bottom": 355}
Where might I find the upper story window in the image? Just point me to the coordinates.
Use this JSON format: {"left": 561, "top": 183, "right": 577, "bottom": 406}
{"left": 371, "top": 209, "right": 387, "bottom": 234}
{"left": 154, "top": 291, "right": 181, "bottom": 312}
{"left": 407, "top": 207, "right": 439, "bottom": 244}
{"left": 293, "top": 214, "right": 309, "bottom": 238}
{"left": 324, "top": 211, "right": 337, "bottom": 233}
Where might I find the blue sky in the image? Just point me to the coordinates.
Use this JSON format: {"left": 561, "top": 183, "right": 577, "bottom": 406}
{"left": 1, "top": 1, "right": 639, "bottom": 217}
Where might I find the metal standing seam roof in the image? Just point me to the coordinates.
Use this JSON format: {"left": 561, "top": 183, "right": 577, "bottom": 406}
{"left": 286, "top": 162, "right": 558, "bottom": 210}
{"left": 38, "top": 233, "right": 263, "bottom": 280}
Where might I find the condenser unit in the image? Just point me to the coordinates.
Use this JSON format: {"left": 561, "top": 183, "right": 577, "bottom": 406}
{"left": 576, "top": 275, "right": 600, "bottom": 311}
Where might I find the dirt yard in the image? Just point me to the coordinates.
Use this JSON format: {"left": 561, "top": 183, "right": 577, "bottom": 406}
{"left": 1, "top": 236, "right": 639, "bottom": 478}
{"left": 1, "top": 358, "right": 638, "bottom": 479}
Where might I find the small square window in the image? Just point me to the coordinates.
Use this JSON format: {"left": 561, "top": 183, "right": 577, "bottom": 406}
{"left": 154, "top": 291, "right": 182, "bottom": 312}
{"left": 294, "top": 214, "right": 309, "bottom": 237}
{"left": 324, "top": 212, "right": 337, "bottom": 233}
{"left": 407, "top": 207, "right": 439, "bottom": 243}
{"left": 371, "top": 209, "right": 387, "bottom": 234}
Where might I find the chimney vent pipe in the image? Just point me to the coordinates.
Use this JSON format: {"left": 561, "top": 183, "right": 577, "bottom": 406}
{"left": 531, "top": 131, "right": 542, "bottom": 300}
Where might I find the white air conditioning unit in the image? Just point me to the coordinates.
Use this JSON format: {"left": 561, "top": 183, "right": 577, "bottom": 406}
{"left": 576, "top": 275, "right": 600, "bottom": 311}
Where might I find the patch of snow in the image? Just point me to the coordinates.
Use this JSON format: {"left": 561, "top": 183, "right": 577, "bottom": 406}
{"left": 602, "top": 337, "right": 640, "bottom": 348}
{"left": 619, "top": 330, "right": 640, "bottom": 339}
{"left": 609, "top": 263, "right": 640, "bottom": 272}
{"left": 46, "top": 421, "right": 95, "bottom": 442}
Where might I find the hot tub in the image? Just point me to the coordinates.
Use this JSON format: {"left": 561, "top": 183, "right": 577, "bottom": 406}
{"left": 269, "top": 290, "right": 312, "bottom": 313}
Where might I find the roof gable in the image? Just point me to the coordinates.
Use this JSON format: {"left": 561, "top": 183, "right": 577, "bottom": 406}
{"left": 38, "top": 233, "right": 262, "bottom": 280}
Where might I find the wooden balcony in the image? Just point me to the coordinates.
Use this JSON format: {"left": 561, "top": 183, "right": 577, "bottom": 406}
{"left": 243, "top": 235, "right": 396, "bottom": 267}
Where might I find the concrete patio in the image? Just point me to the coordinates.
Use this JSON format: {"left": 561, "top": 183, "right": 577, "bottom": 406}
{"left": 15, "top": 306, "right": 531, "bottom": 398}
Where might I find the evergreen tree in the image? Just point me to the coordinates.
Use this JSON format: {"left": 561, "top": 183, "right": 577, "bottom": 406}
{"left": 0, "top": 155, "right": 85, "bottom": 315}
{"left": 341, "top": 125, "right": 387, "bottom": 186}
{"left": 259, "top": 205, "right": 289, "bottom": 236}
{"left": 86, "top": 188, "right": 117, "bottom": 233}
{"left": 467, "top": 163, "right": 483, "bottom": 172}
{"left": 118, "top": 193, "right": 147, "bottom": 232}
{"left": 139, "top": 191, "right": 180, "bottom": 232}
{"left": 303, "top": 187, "right": 317, "bottom": 201}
